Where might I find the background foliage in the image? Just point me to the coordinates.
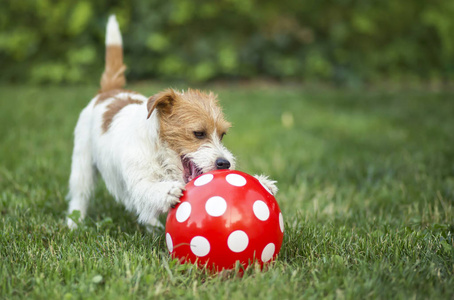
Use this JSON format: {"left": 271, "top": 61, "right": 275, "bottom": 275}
{"left": 1, "top": 0, "right": 454, "bottom": 84}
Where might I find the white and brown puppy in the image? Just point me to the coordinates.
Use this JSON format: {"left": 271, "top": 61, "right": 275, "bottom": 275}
{"left": 67, "top": 16, "right": 277, "bottom": 230}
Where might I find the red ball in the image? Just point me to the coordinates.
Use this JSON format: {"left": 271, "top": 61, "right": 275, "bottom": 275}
{"left": 165, "top": 170, "right": 284, "bottom": 271}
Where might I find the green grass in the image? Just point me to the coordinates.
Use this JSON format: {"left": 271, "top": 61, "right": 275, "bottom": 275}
{"left": 1, "top": 83, "right": 453, "bottom": 299}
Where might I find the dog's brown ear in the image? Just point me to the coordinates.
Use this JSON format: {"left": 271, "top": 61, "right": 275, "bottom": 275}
{"left": 147, "top": 89, "right": 178, "bottom": 119}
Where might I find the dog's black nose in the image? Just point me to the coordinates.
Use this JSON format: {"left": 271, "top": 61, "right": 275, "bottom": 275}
{"left": 215, "top": 158, "right": 231, "bottom": 170}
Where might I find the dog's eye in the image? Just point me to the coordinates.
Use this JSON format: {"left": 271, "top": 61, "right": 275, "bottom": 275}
{"left": 220, "top": 133, "right": 226, "bottom": 141}
{"left": 193, "top": 131, "right": 206, "bottom": 139}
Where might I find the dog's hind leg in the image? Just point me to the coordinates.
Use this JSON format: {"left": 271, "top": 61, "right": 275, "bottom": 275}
{"left": 67, "top": 107, "right": 96, "bottom": 229}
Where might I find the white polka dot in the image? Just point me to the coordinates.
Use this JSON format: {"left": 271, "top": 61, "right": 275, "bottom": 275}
{"left": 227, "top": 230, "right": 249, "bottom": 253}
{"left": 190, "top": 236, "right": 210, "bottom": 257}
{"left": 205, "top": 196, "right": 227, "bottom": 217}
{"left": 259, "top": 181, "right": 273, "bottom": 195}
{"left": 253, "top": 200, "right": 270, "bottom": 221}
{"left": 194, "top": 174, "right": 214, "bottom": 186}
{"left": 176, "top": 202, "right": 191, "bottom": 223}
{"left": 261, "top": 243, "right": 275, "bottom": 262}
{"left": 166, "top": 233, "right": 173, "bottom": 253}
{"left": 226, "top": 174, "right": 246, "bottom": 187}
{"left": 279, "top": 212, "right": 284, "bottom": 233}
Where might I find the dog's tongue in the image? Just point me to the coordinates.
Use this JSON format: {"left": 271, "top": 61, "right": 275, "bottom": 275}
{"left": 182, "top": 158, "right": 203, "bottom": 183}
{"left": 188, "top": 161, "right": 204, "bottom": 182}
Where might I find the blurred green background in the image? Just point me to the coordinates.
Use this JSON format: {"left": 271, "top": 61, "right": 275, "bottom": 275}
{"left": 1, "top": 0, "right": 454, "bottom": 85}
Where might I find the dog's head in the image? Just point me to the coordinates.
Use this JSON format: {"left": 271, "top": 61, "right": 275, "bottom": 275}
{"left": 147, "top": 88, "right": 235, "bottom": 183}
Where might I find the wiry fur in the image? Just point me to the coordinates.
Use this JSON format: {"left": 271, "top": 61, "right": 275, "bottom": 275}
{"left": 150, "top": 89, "right": 232, "bottom": 155}
{"left": 66, "top": 15, "right": 277, "bottom": 230}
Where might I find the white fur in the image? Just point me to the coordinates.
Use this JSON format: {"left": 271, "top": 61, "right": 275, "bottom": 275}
{"left": 67, "top": 95, "right": 186, "bottom": 228}
{"left": 106, "top": 15, "right": 122, "bottom": 46}
{"left": 253, "top": 174, "right": 279, "bottom": 195}
{"left": 184, "top": 131, "right": 236, "bottom": 174}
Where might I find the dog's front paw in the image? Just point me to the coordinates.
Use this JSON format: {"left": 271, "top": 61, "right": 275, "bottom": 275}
{"left": 254, "top": 174, "right": 278, "bottom": 195}
{"left": 164, "top": 181, "right": 185, "bottom": 209}
{"left": 67, "top": 217, "right": 78, "bottom": 230}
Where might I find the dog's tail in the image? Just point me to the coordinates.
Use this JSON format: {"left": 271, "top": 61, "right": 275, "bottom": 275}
{"left": 100, "top": 15, "right": 126, "bottom": 92}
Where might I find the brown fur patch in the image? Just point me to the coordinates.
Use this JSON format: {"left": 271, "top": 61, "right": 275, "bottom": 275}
{"left": 100, "top": 45, "right": 126, "bottom": 92}
{"left": 102, "top": 98, "right": 142, "bottom": 133}
{"left": 148, "top": 89, "right": 231, "bottom": 155}
{"left": 95, "top": 89, "right": 140, "bottom": 106}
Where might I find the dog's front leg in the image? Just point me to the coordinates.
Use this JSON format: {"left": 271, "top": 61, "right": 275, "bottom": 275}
{"left": 124, "top": 176, "right": 185, "bottom": 227}
{"left": 120, "top": 153, "right": 185, "bottom": 229}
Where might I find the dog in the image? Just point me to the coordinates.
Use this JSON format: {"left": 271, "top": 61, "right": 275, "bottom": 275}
{"left": 66, "top": 15, "right": 278, "bottom": 230}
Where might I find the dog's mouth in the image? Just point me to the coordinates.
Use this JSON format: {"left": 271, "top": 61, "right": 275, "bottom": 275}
{"left": 181, "top": 157, "right": 203, "bottom": 184}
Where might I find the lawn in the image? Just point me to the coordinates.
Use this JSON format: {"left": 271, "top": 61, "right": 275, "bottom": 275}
{"left": 1, "top": 83, "right": 453, "bottom": 299}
